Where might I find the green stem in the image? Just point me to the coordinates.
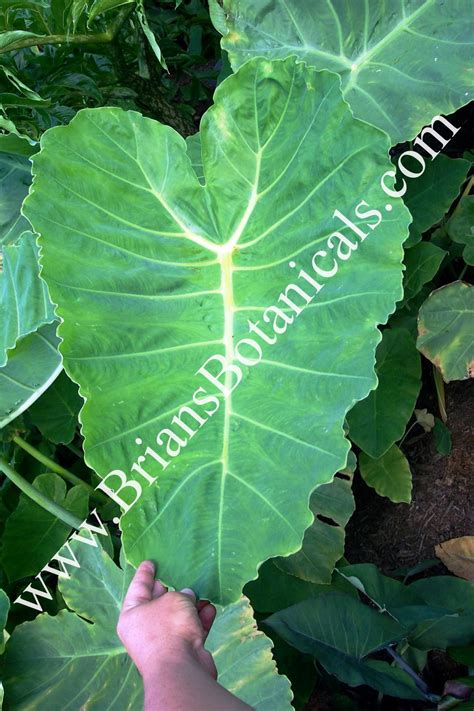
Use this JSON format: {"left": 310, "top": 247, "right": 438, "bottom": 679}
{"left": 0, "top": 456, "right": 82, "bottom": 529}
{"left": 432, "top": 365, "right": 447, "bottom": 423}
{"left": 0, "top": 5, "right": 132, "bottom": 55}
{"left": 13, "top": 435, "right": 93, "bottom": 490}
{"left": 12, "top": 435, "right": 109, "bottom": 505}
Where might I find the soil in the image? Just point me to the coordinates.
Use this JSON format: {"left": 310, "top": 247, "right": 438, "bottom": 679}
{"left": 345, "top": 378, "right": 474, "bottom": 574}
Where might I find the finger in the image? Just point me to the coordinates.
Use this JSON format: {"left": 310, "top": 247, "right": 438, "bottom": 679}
{"left": 152, "top": 579, "right": 167, "bottom": 599}
{"left": 198, "top": 602, "right": 216, "bottom": 639}
{"left": 122, "top": 560, "right": 156, "bottom": 612}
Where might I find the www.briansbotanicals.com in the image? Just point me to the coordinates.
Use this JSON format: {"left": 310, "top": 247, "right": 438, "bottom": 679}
{"left": 15, "top": 113, "right": 461, "bottom": 611}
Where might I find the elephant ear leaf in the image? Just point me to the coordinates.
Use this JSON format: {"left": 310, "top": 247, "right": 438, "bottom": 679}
{"left": 24, "top": 56, "right": 409, "bottom": 604}
{"left": 417, "top": 281, "right": 474, "bottom": 382}
{"left": 219, "top": 0, "right": 473, "bottom": 142}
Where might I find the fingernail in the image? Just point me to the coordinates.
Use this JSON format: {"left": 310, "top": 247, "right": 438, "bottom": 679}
{"left": 180, "top": 587, "right": 196, "bottom": 600}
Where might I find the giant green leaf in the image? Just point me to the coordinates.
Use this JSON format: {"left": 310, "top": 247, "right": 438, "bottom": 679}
{"left": 218, "top": 0, "right": 473, "bottom": 142}
{"left": 266, "top": 592, "right": 424, "bottom": 699}
{"left": 24, "top": 57, "right": 410, "bottom": 604}
{"left": 417, "top": 281, "right": 474, "bottom": 381}
{"left": 3, "top": 539, "right": 292, "bottom": 709}
{"left": 0, "top": 322, "right": 62, "bottom": 429}
{"left": 1, "top": 472, "right": 89, "bottom": 581}
{"left": 347, "top": 328, "right": 421, "bottom": 458}
{"left": 0, "top": 231, "right": 55, "bottom": 366}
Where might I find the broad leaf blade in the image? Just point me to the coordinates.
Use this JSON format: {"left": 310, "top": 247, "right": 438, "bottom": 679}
{"left": 219, "top": 0, "right": 474, "bottom": 142}
{"left": 24, "top": 58, "right": 410, "bottom": 603}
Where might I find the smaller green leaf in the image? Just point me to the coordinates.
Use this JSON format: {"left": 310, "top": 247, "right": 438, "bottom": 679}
{"left": 0, "top": 30, "right": 45, "bottom": 52}
{"left": 245, "top": 560, "right": 331, "bottom": 614}
{"left": 1, "top": 472, "right": 89, "bottom": 581}
{"left": 207, "top": 597, "right": 293, "bottom": 710}
{"left": 433, "top": 417, "right": 452, "bottom": 455}
{"left": 266, "top": 593, "right": 422, "bottom": 699}
{"left": 407, "top": 577, "right": 474, "bottom": 650}
{"left": 446, "top": 195, "right": 474, "bottom": 265}
{"left": 87, "top": 0, "right": 134, "bottom": 24}
{"left": 136, "top": 0, "right": 167, "bottom": 70}
{"left": 0, "top": 134, "right": 36, "bottom": 157}
{"left": 417, "top": 281, "right": 474, "bottom": 382}
{"left": 0, "top": 152, "right": 31, "bottom": 246}
{"left": 359, "top": 445, "right": 412, "bottom": 504}
{"left": 0, "top": 321, "right": 62, "bottom": 429}
{"left": 28, "top": 371, "right": 82, "bottom": 444}
{"left": 0, "top": 231, "right": 55, "bottom": 366}
{"left": 409, "top": 576, "right": 474, "bottom": 613}
{"left": 338, "top": 563, "right": 423, "bottom": 615}
{"left": 348, "top": 328, "right": 421, "bottom": 458}
{"left": 274, "top": 473, "right": 354, "bottom": 584}
{"left": 402, "top": 242, "right": 446, "bottom": 302}
{"left": 448, "top": 645, "right": 474, "bottom": 666}
{"left": 403, "top": 155, "right": 470, "bottom": 247}
{"left": 409, "top": 615, "right": 474, "bottom": 651}
{"left": 0, "top": 588, "right": 9, "bottom": 653}
{"left": 209, "top": 0, "right": 228, "bottom": 35}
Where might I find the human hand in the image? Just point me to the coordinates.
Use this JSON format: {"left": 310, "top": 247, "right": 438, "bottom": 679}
{"left": 117, "top": 560, "right": 217, "bottom": 681}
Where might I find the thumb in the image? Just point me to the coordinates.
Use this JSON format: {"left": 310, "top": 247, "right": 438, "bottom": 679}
{"left": 122, "top": 561, "right": 155, "bottom": 612}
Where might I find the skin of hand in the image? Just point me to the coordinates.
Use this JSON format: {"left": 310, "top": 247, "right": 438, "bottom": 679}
{"left": 117, "top": 560, "right": 217, "bottom": 680}
{"left": 117, "top": 560, "right": 253, "bottom": 711}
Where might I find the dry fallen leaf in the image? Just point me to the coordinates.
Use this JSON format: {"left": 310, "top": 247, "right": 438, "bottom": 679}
{"left": 435, "top": 536, "right": 474, "bottom": 581}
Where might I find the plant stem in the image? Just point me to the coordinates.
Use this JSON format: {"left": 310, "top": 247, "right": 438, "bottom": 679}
{"left": 13, "top": 435, "right": 93, "bottom": 490}
{"left": 432, "top": 366, "right": 447, "bottom": 422}
{"left": 12, "top": 435, "right": 109, "bottom": 505}
{"left": 0, "top": 456, "right": 82, "bottom": 529}
{"left": 0, "top": 5, "right": 132, "bottom": 55}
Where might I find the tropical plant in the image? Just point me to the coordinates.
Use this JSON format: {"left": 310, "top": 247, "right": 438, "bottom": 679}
{"left": 0, "top": 1, "right": 472, "bottom": 709}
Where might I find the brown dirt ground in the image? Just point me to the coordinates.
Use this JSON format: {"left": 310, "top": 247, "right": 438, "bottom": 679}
{"left": 345, "top": 379, "right": 473, "bottom": 573}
